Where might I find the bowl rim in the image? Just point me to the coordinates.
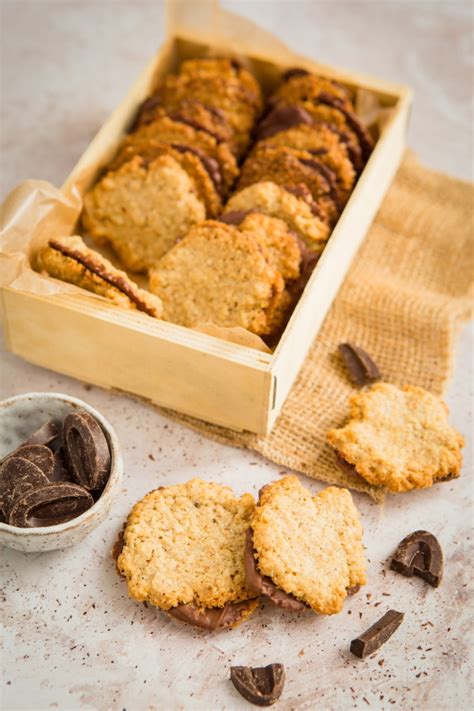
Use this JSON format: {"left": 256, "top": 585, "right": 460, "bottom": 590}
{"left": 0, "top": 391, "right": 123, "bottom": 536}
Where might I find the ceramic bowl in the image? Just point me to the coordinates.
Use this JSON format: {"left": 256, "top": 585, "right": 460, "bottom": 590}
{"left": 0, "top": 392, "right": 123, "bottom": 552}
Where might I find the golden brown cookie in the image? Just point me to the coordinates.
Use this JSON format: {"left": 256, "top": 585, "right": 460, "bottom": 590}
{"left": 154, "top": 73, "right": 261, "bottom": 157}
{"left": 109, "top": 142, "right": 222, "bottom": 217}
{"left": 82, "top": 155, "right": 206, "bottom": 272}
{"left": 112, "top": 116, "right": 238, "bottom": 194}
{"left": 238, "top": 212, "right": 302, "bottom": 281}
{"left": 226, "top": 181, "right": 329, "bottom": 250}
{"left": 178, "top": 57, "right": 262, "bottom": 110}
{"left": 238, "top": 146, "right": 340, "bottom": 226}
{"left": 117, "top": 480, "right": 258, "bottom": 630}
{"left": 327, "top": 383, "right": 464, "bottom": 493}
{"left": 249, "top": 476, "right": 366, "bottom": 614}
{"left": 274, "top": 72, "right": 353, "bottom": 111}
{"left": 38, "top": 235, "right": 162, "bottom": 317}
{"left": 258, "top": 123, "right": 356, "bottom": 197}
{"left": 148, "top": 221, "right": 284, "bottom": 335}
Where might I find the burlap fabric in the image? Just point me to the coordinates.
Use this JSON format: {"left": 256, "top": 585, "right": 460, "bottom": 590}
{"left": 163, "top": 151, "right": 473, "bottom": 501}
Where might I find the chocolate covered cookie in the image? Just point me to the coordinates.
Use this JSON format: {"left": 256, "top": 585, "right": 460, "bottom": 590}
{"left": 117, "top": 480, "right": 259, "bottom": 631}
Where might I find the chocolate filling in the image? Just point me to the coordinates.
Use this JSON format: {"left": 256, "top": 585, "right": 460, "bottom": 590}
{"left": 297, "top": 156, "right": 341, "bottom": 207}
{"left": 113, "top": 514, "right": 256, "bottom": 631}
{"left": 282, "top": 184, "right": 325, "bottom": 220}
{"left": 244, "top": 529, "right": 308, "bottom": 611}
{"left": 317, "top": 92, "right": 374, "bottom": 160}
{"left": 168, "top": 600, "right": 256, "bottom": 631}
{"left": 282, "top": 67, "right": 310, "bottom": 81}
{"left": 48, "top": 240, "right": 158, "bottom": 317}
{"left": 255, "top": 105, "right": 314, "bottom": 141}
{"left": 170, "top": 113, "right": 224, "bottom": 144}
{"left": 169, "top": 143, "right": 223, "bottom": 194}
{"left": 217, "top": 210, "right": 253, "bottom": 226}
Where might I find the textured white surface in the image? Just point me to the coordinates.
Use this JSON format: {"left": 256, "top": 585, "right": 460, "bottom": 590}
{"left": 1, "top": 1, "right": 473, "bottom": 710}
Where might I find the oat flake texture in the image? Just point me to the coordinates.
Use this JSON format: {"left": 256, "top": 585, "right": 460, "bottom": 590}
{"left": 162, "top": 152, "right": 474, "bottom": 501}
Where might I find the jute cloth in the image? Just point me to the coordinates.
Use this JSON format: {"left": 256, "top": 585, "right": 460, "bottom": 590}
{"left": 163, "top": 151, "right": 474, "bottom": 500}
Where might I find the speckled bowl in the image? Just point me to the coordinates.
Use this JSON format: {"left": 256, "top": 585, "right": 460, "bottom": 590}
{"left": 0, "top": 392, "right": 123, "bottom": 552}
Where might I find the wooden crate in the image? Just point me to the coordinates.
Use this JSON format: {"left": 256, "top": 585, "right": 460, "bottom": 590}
{"left": 0, "top": 31, "right": 412, "bottom": 434}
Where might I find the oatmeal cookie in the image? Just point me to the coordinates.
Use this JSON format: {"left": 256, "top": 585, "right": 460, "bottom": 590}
{"left": 226, "top": 181, "right": 329, "bottom": 249}
{"left": 117, "top": 480, "right": 258, "bottom": 630}
{"left": 82, "top": 155, "right": 206, "bottom": 272}
{"left": 113, "top": 116, "right": 238, "bottom": 193}
{"left": 109, "top": 141, "right": 222, "bottom": 217}
{"left": 249, "top": 476, "right": 366, "bottom": 614}
{"left": 148, "top": 221, "right": 284, "bottom": 335}
{"left": 327, "top": 383, "right": 464, "bottom": 493}
{"left": 38, "top": 235, "right": 162, "bottom": 317}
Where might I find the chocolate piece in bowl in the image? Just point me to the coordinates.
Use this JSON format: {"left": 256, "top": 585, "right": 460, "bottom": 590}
{"left": 0, "top": 457, "right": 49, "bottom": 519}
{"left": 63, "top": 410, "right": 111, "bottom": 491}
{"left": 23, "top": 420, "right": 59, "bottom": 447}
{"left": 8, "top": 482, "right": 94, "bottom": 528}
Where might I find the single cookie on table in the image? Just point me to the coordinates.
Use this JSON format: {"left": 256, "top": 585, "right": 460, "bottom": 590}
{"left": 148, "top": 220, "right": 284, "bottom": 336}
{"left": 81, "top": 154, "right": 206, "bottom": 272}
{"left": 237, "top": 145, "right": 340, "bottom": 226}
{"left": 108, "top": 141, "right": 222, "bottom": 217}
{"left": 256, "top": 112, "right": 356, "bottom": 197}
{"left": 246, "top": 476, "right": 366, "bottom": 614}
{"left": 116, "top": 480, "right": 259, "bottom": 631}
{"left": 38, "top": 235, "right": 163, "bottom": 317}
{"left": 226, "top": 181, "right": 329, "bottom": 250}
{"left": 114, "top": 115, "right": 239, "bottom": 194}
{"left": 327, "top": 383, "right": 464, "bottom": 493}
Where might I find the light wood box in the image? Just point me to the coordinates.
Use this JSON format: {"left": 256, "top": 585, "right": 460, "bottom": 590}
{"left": 1, "top": 33, "right": 412, "bottom": 435}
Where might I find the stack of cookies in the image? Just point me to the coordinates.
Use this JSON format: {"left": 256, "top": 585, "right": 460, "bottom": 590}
{"left": 39, "top": 58, "right": 374, "bottom": 343}
{"left": 81, "top": 57, "right": 262, "bottom": 272}
{"left": 115, "top": 476, "right": 366, "bottom": 631}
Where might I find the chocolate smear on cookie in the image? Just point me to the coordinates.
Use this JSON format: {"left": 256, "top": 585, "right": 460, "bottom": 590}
{"left": 338, "top": 343, "right": 381, "bottom": 387}
{"left": 244, "top": 530, "right": 308, "bottom": 612}
{"left": 255, "top": 105, "right": 314, "bottom": 141}
{"left": 350, "top": 610, "right": 404, "bottom": 658}
{"left": 48, "top": 239, "right": 159, "bottom": 317}
{"left": 217, "top": 210, "right": 253, "bottom": 226}
{"left": 231, "top": 663, "right": 285, "bottom": 707}
{"left": 390, "top": 531, "right": 443, "bottom": 587}
{"left": 317, "top": 92, "right": 374, "bottom": 160}
{"left": 168, "top": 600, "right": 257, "bottom": 631}
{"left": 170, "top": 143, "right": 223, "bottom": 194}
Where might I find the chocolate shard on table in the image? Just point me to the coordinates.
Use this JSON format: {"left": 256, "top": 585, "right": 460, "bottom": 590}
{"left": 390, "top": 530, "right": 443, "bottom": 587}
{"left": 338, "top": 343, "right": 381, "bottom": 387}
{"left": 168, "top": 600, "right": 258, "bottom": 631}
{"left": 350, "top": 609, "right": 404, "bottom": 658}
{"left": 63, "top": 410, "right": 111, "bottom": 491}
{"left": 230, "top": 663, "right": 285, "bottom": 707}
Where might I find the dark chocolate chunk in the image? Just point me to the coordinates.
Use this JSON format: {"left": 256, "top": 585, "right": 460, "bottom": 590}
{"left": 50, "top": 448, "right": 72, "bottom": 483}
{"left": 63, "top": 411, "right": 110, "bottom": 491}
{"left": 350, "top": 610, "right": 404, "bottom": 658}
{"left": 338, "top": 343, "right": 381, "bottom": 387}
{"left": 230, "top": 663, "right": 285, "bottom": 707}
{"left": 23, "top": 421, "right": 59, "bottom": 447}
{"left": 9, "top": 445, "right": 54, "bottom": 479}
{"left": 1, "top": 457, "right": 49, "bottom": 519}
{"left": 390, "top": 531, "right": 443, "bottom": 588}
{"left": 8, "top": 482, "right": 94, "bottom": 528}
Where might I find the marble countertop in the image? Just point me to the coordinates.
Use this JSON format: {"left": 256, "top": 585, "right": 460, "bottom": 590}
{"left": 1, "top": 2, "right": 472, "bottom": 710}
